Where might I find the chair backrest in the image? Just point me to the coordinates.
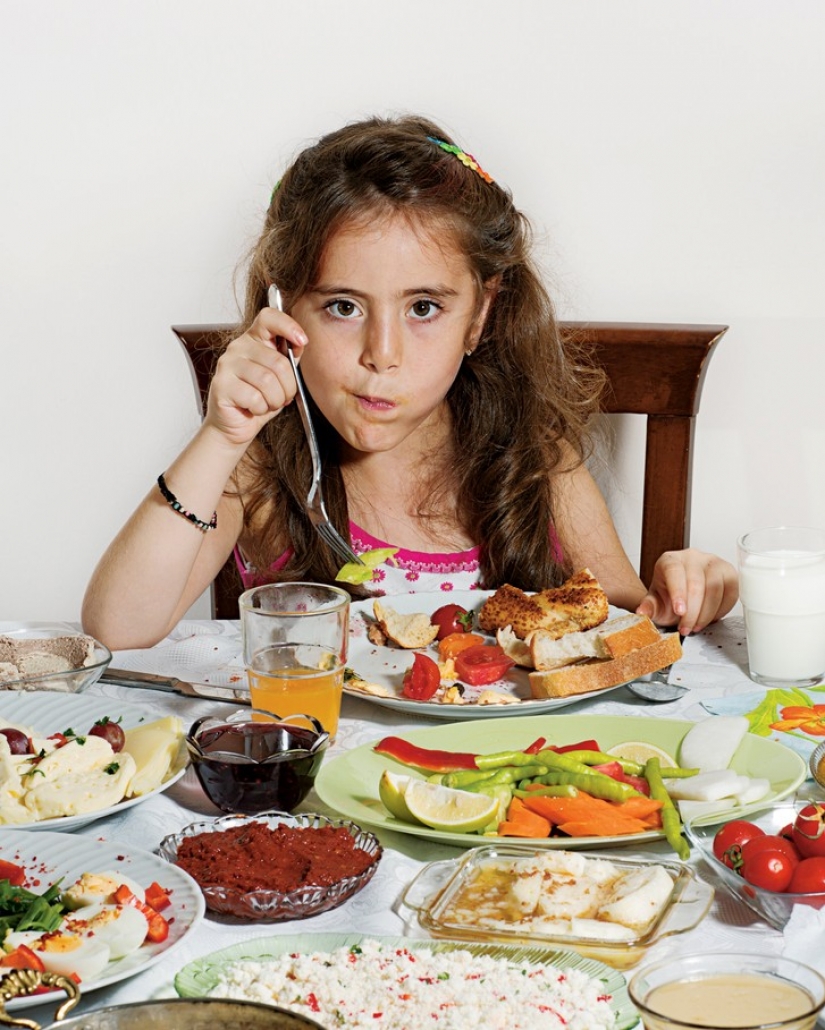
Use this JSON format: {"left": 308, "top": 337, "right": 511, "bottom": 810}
{"left": 173, "top": 321, "right": 727, "bottom": 619}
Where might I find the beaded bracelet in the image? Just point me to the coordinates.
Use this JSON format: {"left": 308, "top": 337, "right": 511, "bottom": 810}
{"left": 157, "top": 474, "right": 217, "bottom": 533}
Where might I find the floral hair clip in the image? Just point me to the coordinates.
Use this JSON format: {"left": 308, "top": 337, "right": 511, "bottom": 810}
{"left": 427, "top": 136, "right": 494, "bottom": 184}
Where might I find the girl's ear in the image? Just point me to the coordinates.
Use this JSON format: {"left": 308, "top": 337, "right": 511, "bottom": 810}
{"left": 467, "top": 275, "right": 501, "bottom": 351}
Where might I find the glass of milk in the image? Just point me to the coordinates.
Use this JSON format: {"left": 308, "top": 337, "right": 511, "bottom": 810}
{"left": 738, "top": 526, "right": 825, "bottom": 688}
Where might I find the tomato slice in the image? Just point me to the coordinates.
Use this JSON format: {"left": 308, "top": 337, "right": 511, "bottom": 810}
{"left": 438, "top": 632, "right": 485, "bottom": 662}
{"left": 401, "top": 653, "right": 441, "bottom": 701}
{"left": 454, "top": 645, "right": 514, "bottom": 686}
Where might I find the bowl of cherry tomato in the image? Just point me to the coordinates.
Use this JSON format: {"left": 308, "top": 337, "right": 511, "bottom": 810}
{"left": 684, "top": 801, "right": 825, "bottom": 929}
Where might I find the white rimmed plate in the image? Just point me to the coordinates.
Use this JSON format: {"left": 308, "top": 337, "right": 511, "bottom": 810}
{"left": 346, "top": 591, "right": 630, "bottom": 719}
{"left": 0, "top": 829, "right": 204, "bottom": 1010}
{"left": 315, "top": 712, "right": 807, "bottom": 849}
{"left": 174, "top": 932, "right": 635, "bottom": 1030}
{"left": 0, "top": 692, "right": 187, "bottom": 832}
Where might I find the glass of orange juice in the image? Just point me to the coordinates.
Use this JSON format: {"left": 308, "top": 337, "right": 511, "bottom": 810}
{"left": 239, "top": 583, "right": 350, "bottom": 740}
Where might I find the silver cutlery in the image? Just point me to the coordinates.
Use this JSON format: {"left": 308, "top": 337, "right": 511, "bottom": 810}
{"left": 268, "top": 285, "right": 364, "bottom": 569}
{"left": 626, "top": 635, "right": 688, "bottom": 702}
{"left": 101, "top": 668, "right": 251, "bottom": 704}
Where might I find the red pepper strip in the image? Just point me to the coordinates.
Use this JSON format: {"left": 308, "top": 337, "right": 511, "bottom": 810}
{"left": 1, "top": 945, "right": 45, "bottom": 971}
{"left": 548, "top": 739, "right": 601, "bottom": 754}
{"left": 0, "top": 859, "right": 26, "bottom": 887}
{"left": 113, "top": 884, "right": 169, "bottom": 943}
{"left": 374, "top": 736, "right": 477, "bottom": 773}
{"left": 524, "top": 737, "right": 547, "bottom": 755}
{"left": 144, "top": 881, "right": 171, "bottom": 911}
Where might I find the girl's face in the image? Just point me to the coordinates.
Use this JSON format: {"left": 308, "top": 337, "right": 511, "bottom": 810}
{"left": 291, "top": 212, "right": 492, "bottom": 460}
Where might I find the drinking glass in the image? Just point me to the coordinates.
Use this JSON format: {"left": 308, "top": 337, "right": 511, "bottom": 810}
{"left": 628, "top": 952, "right": 825, "bottom": 1030}
{"left": 737, "top": 526, "right": 825, "bottom": 688}
{"left": 239, "top": 583, "right": 350, "bottom": 739}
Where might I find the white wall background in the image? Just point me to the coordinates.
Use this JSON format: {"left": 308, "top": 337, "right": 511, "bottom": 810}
{"left": 2, "top": 0, "right": 823, "bottom": 621}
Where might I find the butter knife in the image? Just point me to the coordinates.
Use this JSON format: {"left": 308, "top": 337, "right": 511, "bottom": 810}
{"left": 101, "top": 668, "right": 250, "bottom": 704}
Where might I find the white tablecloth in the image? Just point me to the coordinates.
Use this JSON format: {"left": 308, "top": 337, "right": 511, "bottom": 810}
{"left": 15, "top": 615, "right": 825, "bottom": 1025}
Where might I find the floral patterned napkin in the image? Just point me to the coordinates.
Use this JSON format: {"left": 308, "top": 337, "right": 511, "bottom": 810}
{"left": 703, "top": 685, "right": 825, "bottom": 769}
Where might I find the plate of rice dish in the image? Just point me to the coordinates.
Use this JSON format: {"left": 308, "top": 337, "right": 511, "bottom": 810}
{"left": 175, "top": 933, "right": 634, "bottom": 1030}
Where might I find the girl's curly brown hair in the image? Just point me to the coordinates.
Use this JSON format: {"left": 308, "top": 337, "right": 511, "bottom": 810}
{"left": 225, "top": 114, "right": 604, "bottom": 594}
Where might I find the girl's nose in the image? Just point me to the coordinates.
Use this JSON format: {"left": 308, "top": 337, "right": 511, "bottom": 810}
{"left": 362, "top": 314, "right": 401, "bottom": 372}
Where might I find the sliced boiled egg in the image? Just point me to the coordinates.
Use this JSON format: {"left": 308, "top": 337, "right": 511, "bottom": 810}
{"left": 5, "top": 929, "right": 110, "bottom": 980}
{"left": 62, "top": 870, "right": 145, "bottom": 909}
{"left": 64, "top": 903, "right": 148, "bottom": 959}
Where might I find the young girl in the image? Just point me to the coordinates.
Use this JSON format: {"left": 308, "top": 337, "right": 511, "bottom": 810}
{"left": 82, "top": 114, "right": 738, "bottom": 650}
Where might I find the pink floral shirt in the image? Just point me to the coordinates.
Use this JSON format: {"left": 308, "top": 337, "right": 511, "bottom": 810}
{"left": 234, "top": 522, "right": 484, "bottom": 594}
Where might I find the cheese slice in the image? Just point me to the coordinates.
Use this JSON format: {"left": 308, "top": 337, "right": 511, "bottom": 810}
{"left": 23, "top": 752, "right": 137, "bottom": 820}
{"left": 123, "top": 716, "right": 185, "bottom": 797}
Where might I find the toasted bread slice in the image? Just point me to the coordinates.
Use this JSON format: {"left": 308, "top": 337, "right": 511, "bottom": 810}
{"left": 478, "top": 570, "right": 609, "bottom": 640}
{"left": 372, "top": 600, "right": 439, "bottom": 649}
{"left": 529, "top": 613, "right": 661, "bottom": 671}
{"left": 528, "top": 632, "right": 683, "bottom": 699}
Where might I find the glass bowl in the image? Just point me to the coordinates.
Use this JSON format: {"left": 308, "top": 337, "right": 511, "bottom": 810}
{"left": 0, "top": 625, "right": 112, "bottom": 693}
{"left": 684, "top": 801, "right": 825, "bottom": 928}
{"left": 397, "top": 843, "right": 714, "bottom": 970}
{"left": 628, "top": 952, "right": 825, "bottom": 1030}
{"left": 158, "top": 811, "right": 382, "bottom": 921}
{"left": 186, "top": 711, "right": 329, "bottom": 814}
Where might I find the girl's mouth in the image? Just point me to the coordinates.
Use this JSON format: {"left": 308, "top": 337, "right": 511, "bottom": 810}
{"left": 357, "top": 395, "right": 396, "bottom": 411}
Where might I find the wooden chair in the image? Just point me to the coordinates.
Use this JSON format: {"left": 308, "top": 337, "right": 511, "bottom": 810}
{"left": 173, "top": 321, "right": 727, "bottom": 619}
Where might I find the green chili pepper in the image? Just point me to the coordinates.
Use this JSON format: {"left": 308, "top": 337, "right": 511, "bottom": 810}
{"left": 533, "top": 769, "right": 640, "bottom": 802}
{"left": 645, "top": 757, "right": 689, "bottom": 860}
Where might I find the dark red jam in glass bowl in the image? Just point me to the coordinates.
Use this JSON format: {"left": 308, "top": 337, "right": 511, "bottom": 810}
{"left": 187, "top": 711, "right": 328, "bottom": 814}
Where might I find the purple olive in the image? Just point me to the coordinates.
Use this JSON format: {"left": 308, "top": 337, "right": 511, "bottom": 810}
{"left": 0, "top": 728, "right": 32, "bottom": 755}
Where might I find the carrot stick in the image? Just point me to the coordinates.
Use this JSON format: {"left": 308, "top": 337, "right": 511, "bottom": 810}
{"left": 498, "top": 797, "right": 552, "bottom": 838}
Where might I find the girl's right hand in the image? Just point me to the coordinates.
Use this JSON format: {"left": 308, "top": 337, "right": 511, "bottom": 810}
{"left": 204, "top": 307, "right": 309, "bottom": 447}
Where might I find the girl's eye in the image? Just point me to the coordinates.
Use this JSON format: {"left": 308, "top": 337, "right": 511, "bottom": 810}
{"left": 409, "top": 299, "right": 441, "bottom": 320}
{"left": 325, "top": 299, "right": 360, "bottom": 319}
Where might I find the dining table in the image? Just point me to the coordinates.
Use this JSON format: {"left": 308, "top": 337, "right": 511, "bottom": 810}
{"left": 11, "top": 611, "right": 825, "bottom": 1028}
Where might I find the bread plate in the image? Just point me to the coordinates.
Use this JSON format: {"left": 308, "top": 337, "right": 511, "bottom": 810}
{"left": 345, "top": 591, "right": 637, "bottom": 720}
{"left": 315, "top": 713, "right": 806, "bottom": 849}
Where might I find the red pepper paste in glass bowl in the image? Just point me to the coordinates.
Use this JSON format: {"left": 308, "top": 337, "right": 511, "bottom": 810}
{"left": 158, "top": 811, "right": 382, "bottom": 920}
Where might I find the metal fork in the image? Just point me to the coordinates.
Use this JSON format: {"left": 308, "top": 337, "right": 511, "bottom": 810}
{"left": 268, "top": 286, "right": 364, "bottom": 568}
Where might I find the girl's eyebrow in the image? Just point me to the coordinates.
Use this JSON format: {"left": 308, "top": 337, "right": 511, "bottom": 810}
{"left": 310, "top": 284, "right": 461, "bottom": 300}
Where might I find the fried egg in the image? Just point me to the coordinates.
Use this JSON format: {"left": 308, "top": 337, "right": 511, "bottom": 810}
{"left": 5, "top": 929, "right": 110, "bottom": 980}
{"left": 63, "top": 902, "right": 148, "bottom": 959}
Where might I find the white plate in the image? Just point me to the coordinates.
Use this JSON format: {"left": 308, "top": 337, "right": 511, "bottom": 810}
{"left": 0, "top": 829, "right": 205, "bottom": 1010}
{"left": 345, "top": 591, "right": 629, "bottom": 719}
{"left": 0, "top": 692, "right": 187, "bottom": 832}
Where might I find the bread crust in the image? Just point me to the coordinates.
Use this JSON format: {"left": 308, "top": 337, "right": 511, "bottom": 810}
{"left": 478, "top": 570, "right": 609, "bottom": 640}
{"left": 528, "top": 632, "right": 683, "bottom": 698}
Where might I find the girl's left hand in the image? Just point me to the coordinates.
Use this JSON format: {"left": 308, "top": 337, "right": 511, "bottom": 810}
{"left": 636, "top": 549, "right": 739, "bottom": 635}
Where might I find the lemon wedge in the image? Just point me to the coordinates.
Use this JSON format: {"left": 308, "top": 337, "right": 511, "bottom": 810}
{"left": 607, "top": 740, "right": 678, "bottom": 769}
{"left": 378, "top": 770, "right": 419, "bottom": 823}
{"left": 403, "top": 781, "right": 498, "bottom": 834}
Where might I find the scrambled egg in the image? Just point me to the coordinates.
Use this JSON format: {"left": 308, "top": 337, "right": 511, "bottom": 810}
{"left": 0, "top": 715, "right": 185, "bottom": 823}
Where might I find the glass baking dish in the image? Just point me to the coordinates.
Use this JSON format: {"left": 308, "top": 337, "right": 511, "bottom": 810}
{"left": 397, "top": 843, "right": 713, "bottom": 970}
